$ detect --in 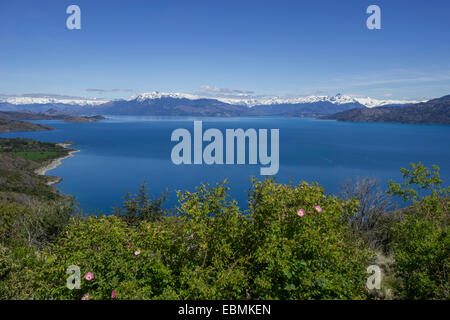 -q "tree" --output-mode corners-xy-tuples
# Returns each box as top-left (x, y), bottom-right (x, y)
(388, 163), (449, 299)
